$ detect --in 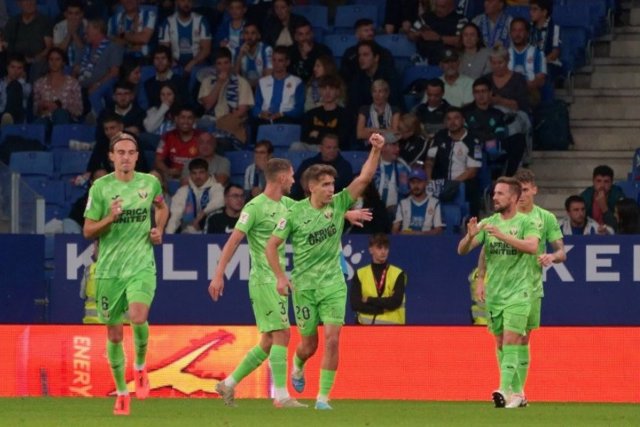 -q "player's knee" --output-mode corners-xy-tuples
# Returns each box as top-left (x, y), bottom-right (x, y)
(107, 328), (124, 343)
(324, 334), (339, 352)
